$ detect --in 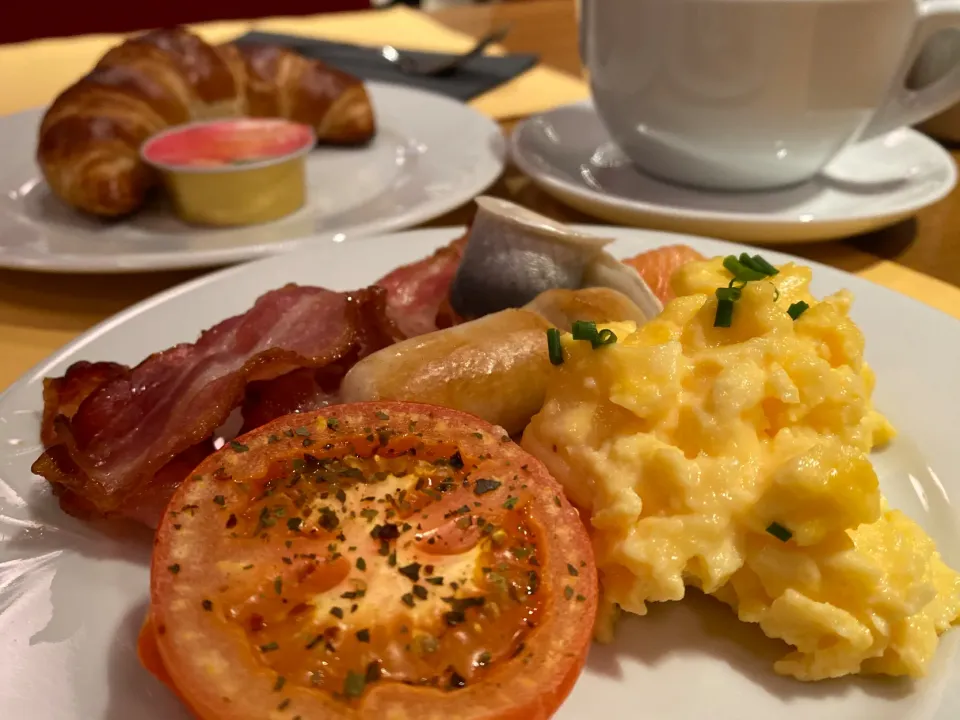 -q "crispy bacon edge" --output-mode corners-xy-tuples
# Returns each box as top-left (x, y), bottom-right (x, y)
(32, 285), (400, 526)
